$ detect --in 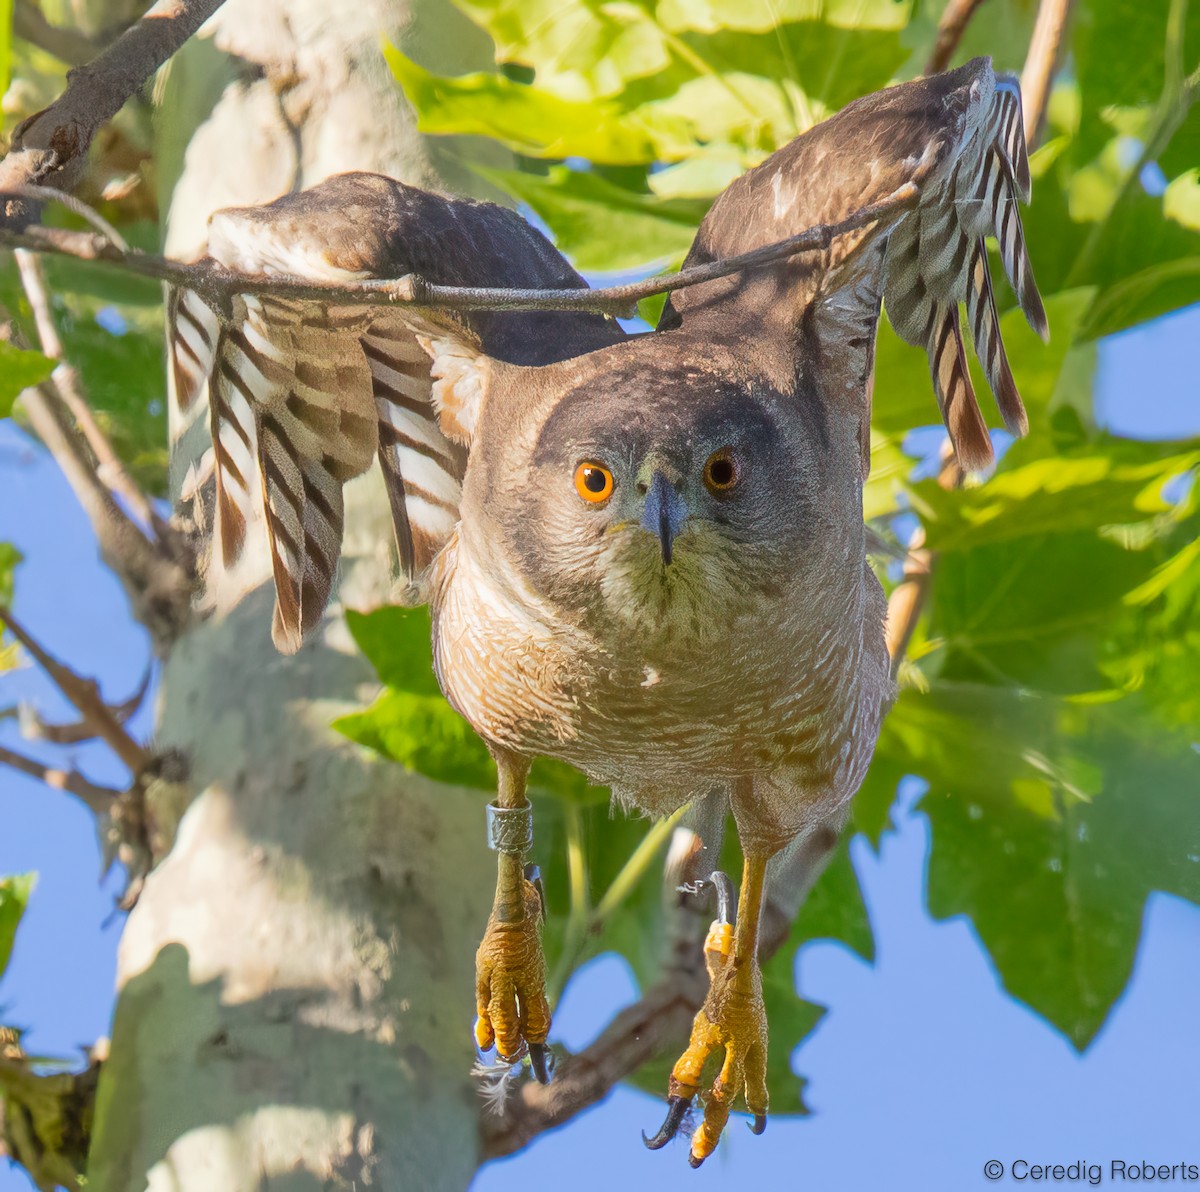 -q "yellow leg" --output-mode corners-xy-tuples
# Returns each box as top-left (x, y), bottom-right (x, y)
(473, 750), (553, 1082)
(645, 852), (771, 1166)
